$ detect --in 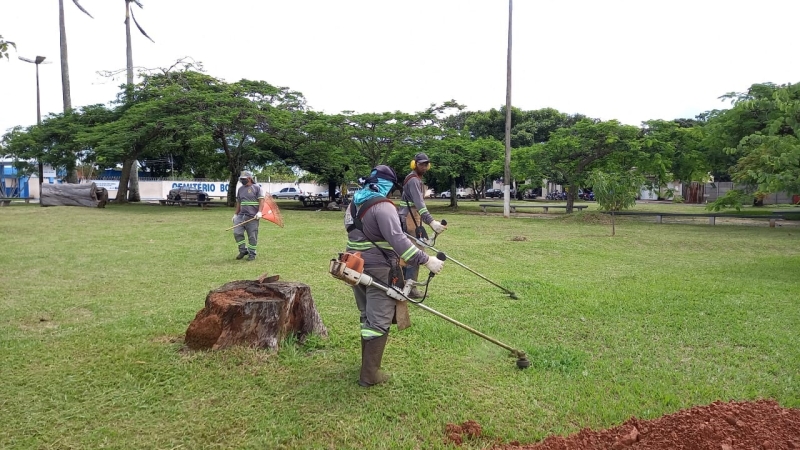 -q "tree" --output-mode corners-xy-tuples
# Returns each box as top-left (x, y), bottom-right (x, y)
(587, 170), (645, 236)
(59, 0), (94, 119)
(641, 119), (706, 199)
(0, 35), (15, 60)
(1, 126), (41, 181)
(539, 119), (643, 212)
(289, 112), (367, 198)
(31, 105), (117, 183)
(122, 0), (155, 202)
(728, 83), (800, 196)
